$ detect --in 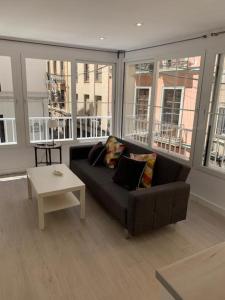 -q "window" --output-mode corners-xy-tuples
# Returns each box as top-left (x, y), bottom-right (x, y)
(84, 64), (89, 82)
(123, 62), (154, 145)
(161, 88), (183, 126)
(76, 63), (113, 139)
(26, 58), (73, 143)
(84, 94), (90, 114)
(203, 54), (225, 170)
(95, 64), (102, 82)
(95, 95), (102, 115)
(0, 56), (17, 145)
(152, 56), (201, 160)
